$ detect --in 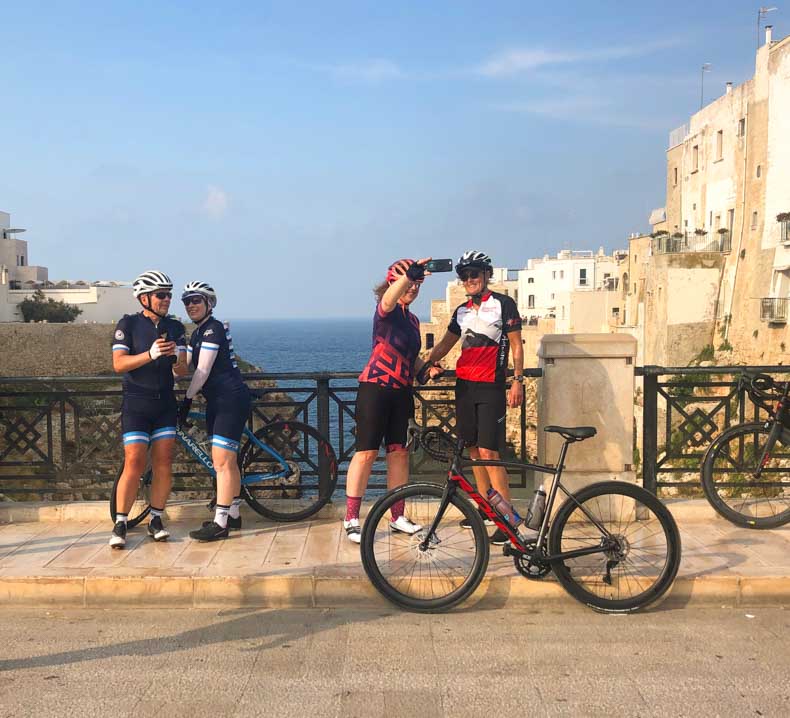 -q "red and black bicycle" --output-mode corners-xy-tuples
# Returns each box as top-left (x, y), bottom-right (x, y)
(360, 422), (681, 613)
